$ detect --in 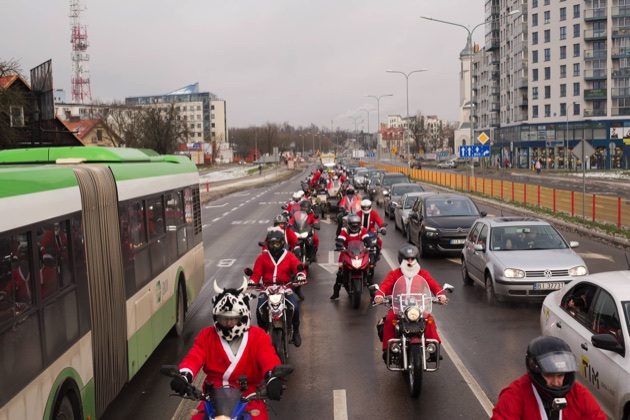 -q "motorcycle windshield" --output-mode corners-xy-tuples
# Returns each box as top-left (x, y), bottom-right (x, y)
(346, 239), (366, 257)
(211, 386), (243, 417)
(292, 211), (310, 234)
(350, 196), (362, 213)
(390, 275), (433, 316)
